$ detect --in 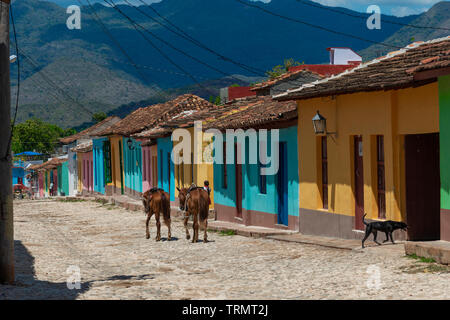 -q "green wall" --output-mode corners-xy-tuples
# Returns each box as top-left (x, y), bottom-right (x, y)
(440, 75), (450, 209)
